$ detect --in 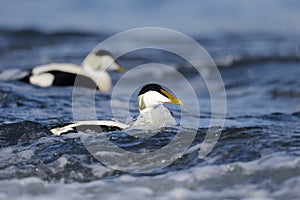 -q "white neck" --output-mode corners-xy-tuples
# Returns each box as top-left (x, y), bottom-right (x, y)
(132, 105), (177, 129)
(83, 65), (111, 92)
